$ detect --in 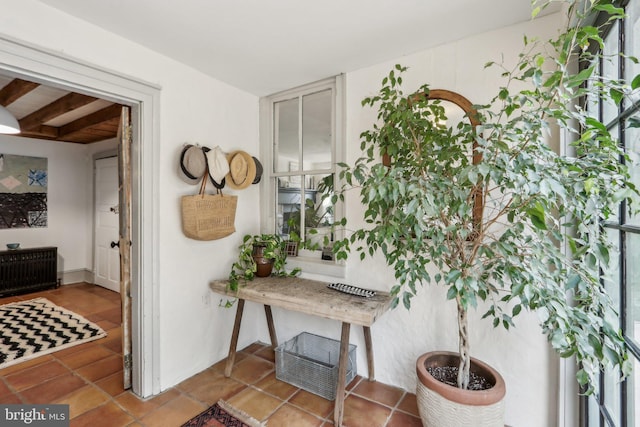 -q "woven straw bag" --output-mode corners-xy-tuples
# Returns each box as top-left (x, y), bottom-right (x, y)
(181, 175), (237, 240)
